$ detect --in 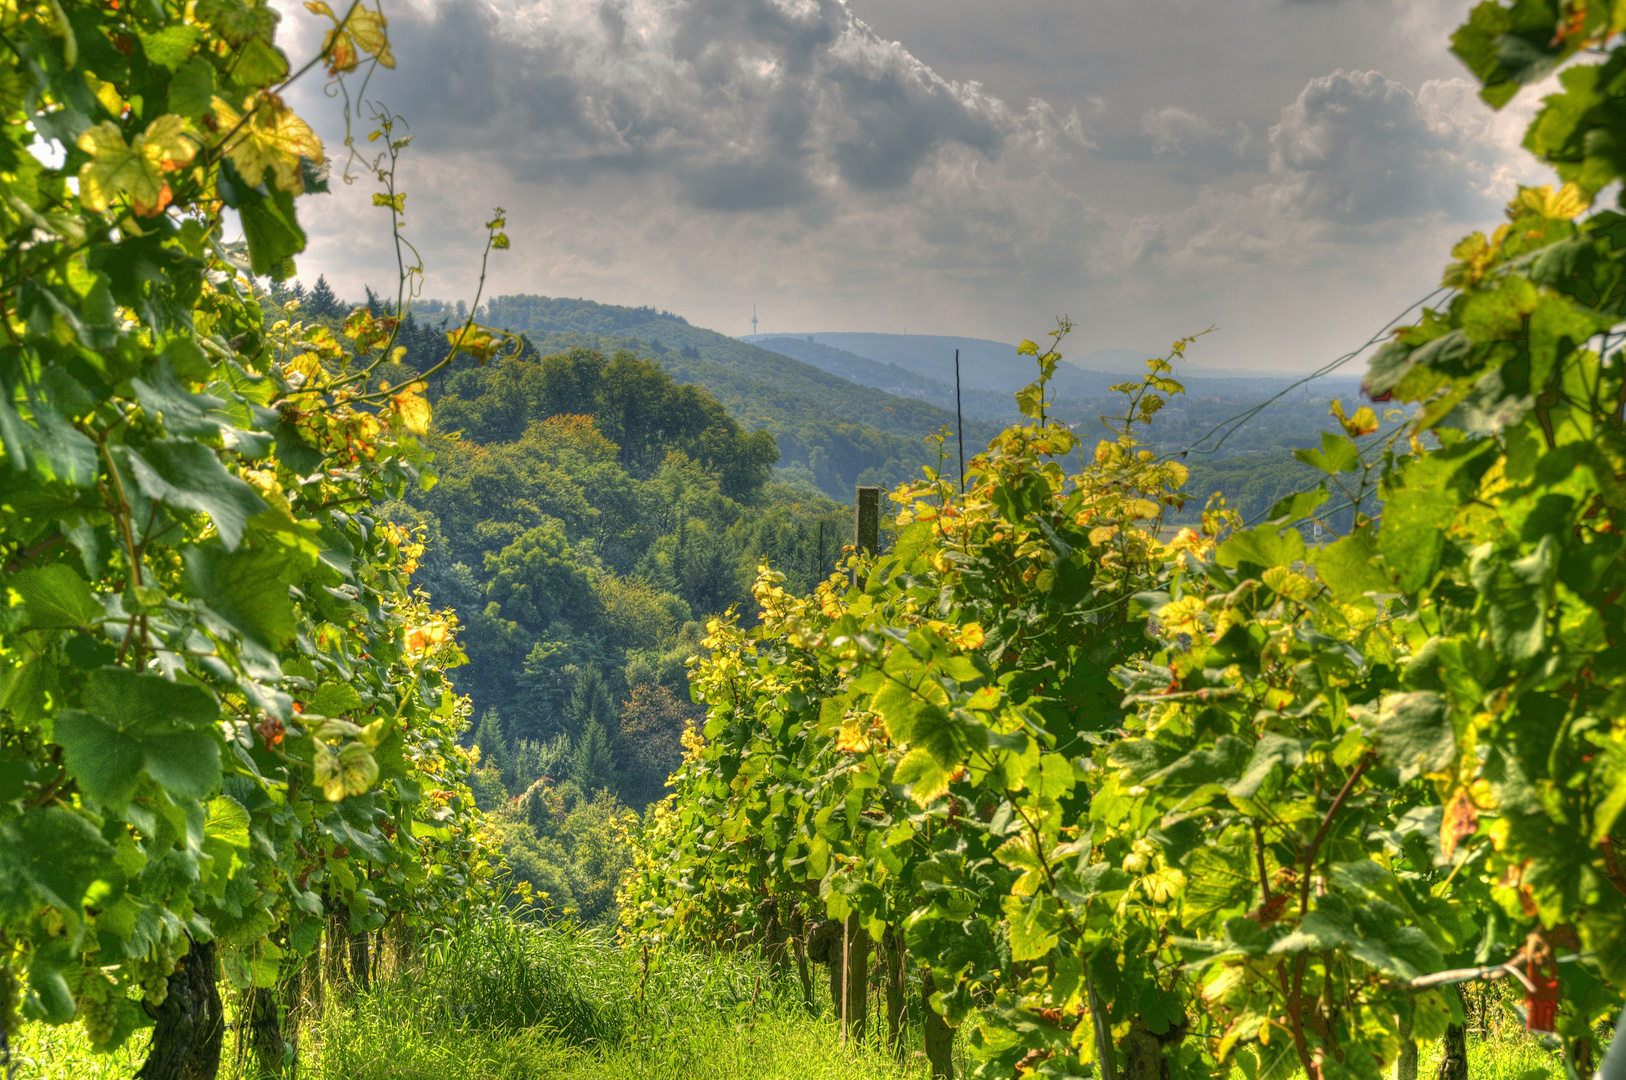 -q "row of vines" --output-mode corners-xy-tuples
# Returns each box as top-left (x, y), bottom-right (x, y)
(621, 4), (1626, 1079)
(0, 0), (504, 1076)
